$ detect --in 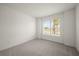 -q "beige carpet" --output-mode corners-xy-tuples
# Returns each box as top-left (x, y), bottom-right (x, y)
(0, 39), (79, 56)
